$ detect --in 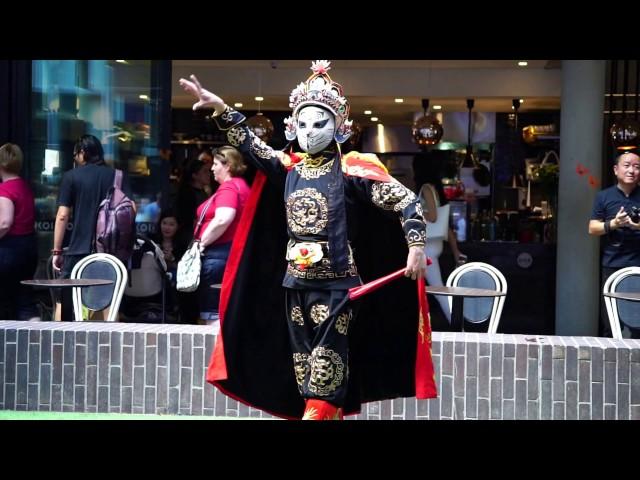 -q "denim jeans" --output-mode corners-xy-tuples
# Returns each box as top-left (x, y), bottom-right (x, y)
(0, 234), (38, 320)
(198, 242), (231, 318)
